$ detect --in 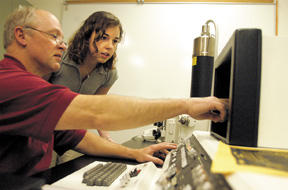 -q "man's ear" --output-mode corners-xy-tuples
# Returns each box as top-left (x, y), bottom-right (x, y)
(14, 26), (28, 47)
